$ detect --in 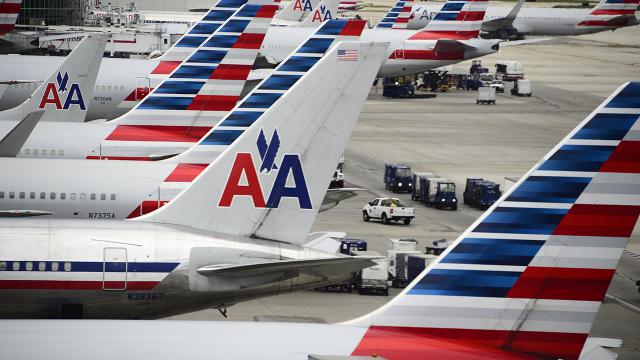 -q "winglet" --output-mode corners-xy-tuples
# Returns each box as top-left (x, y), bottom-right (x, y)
(0, 33), (106, 123)
(0, 0), (21, 35)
